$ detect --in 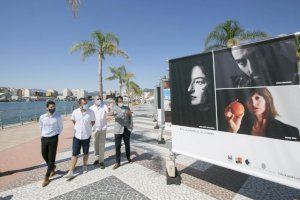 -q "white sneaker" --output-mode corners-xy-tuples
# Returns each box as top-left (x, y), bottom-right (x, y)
(83, 165), (88, 173)
(64, 170), (74, 179)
